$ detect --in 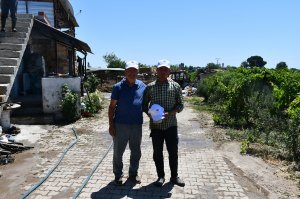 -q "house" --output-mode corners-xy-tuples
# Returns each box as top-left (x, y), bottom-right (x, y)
(0, 0), (92, 128)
